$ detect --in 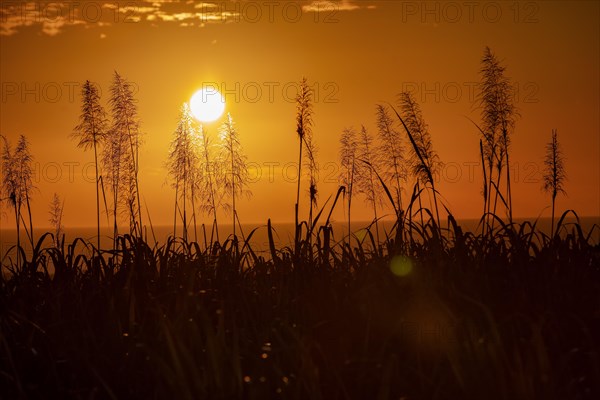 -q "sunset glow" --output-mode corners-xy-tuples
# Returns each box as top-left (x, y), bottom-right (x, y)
(0, 2), (598, 227)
